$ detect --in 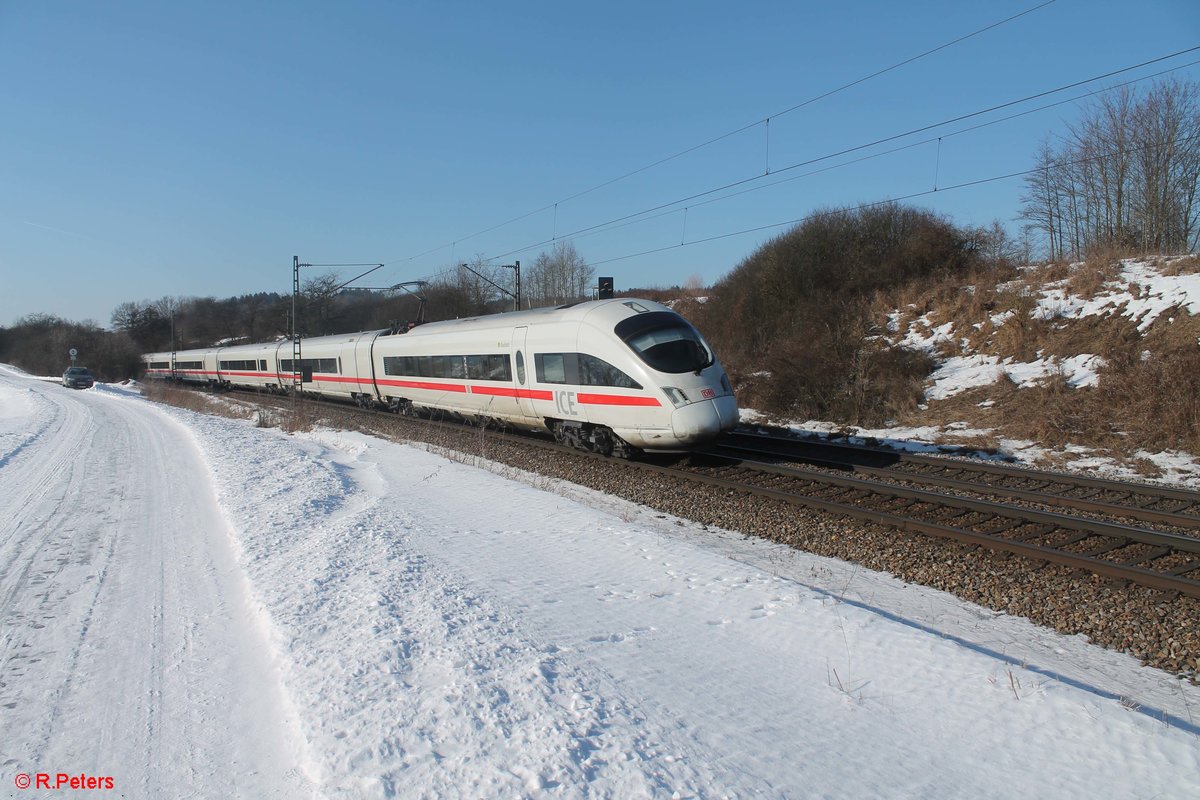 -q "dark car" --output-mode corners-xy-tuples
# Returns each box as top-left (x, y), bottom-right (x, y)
(62, 366), (95, 389)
